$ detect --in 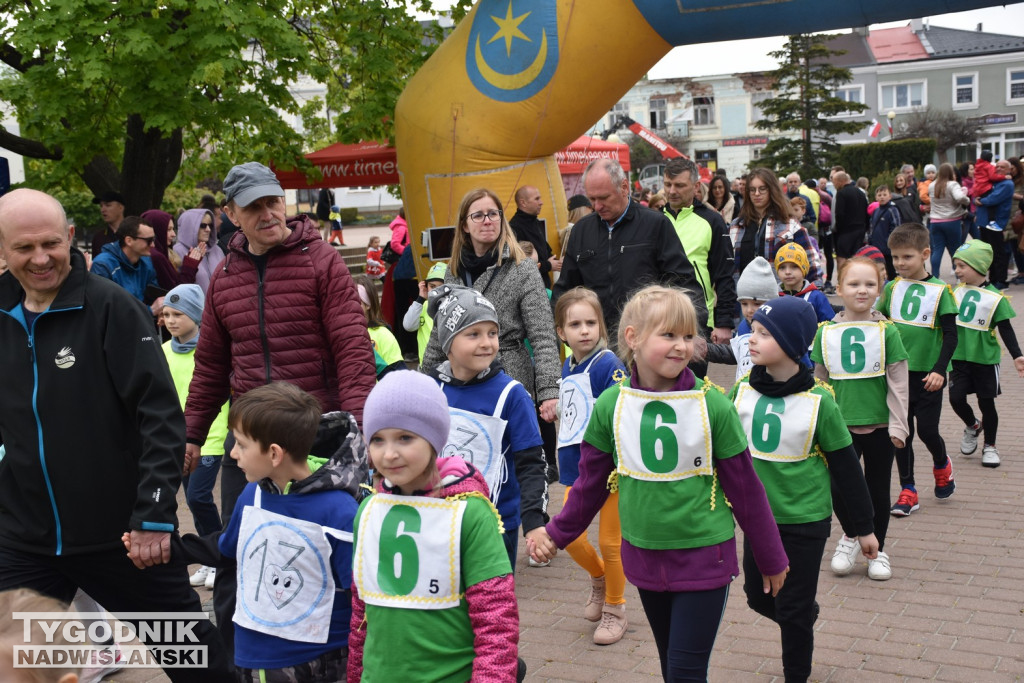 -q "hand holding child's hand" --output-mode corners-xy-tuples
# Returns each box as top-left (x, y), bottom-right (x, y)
(922, 372), (945, 392)
(890, 436), (905, 448)
(539, 399), (559, 423)
(858, 533), (880, 560)
(183, 443), (202, 475)
(1014, 356), (1024, 378)
(762, 567), (788, 597)
(525, 527), (557, 563)
(121, 532), (132, 554)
